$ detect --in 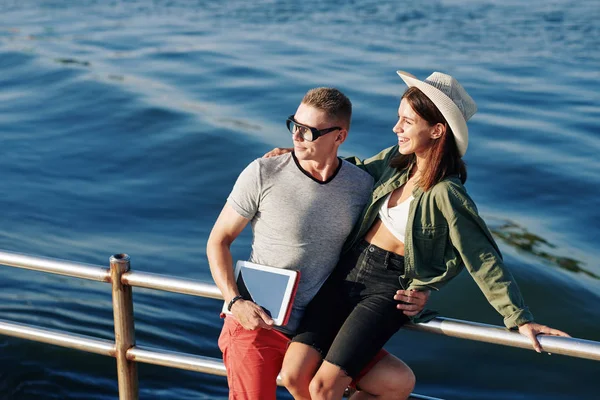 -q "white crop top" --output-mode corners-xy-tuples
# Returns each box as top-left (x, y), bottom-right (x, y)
(378, 192), (413, 243)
